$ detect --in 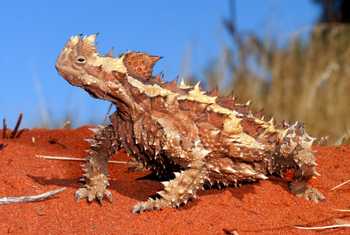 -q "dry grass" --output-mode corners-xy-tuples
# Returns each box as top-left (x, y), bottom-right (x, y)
(206, 24), (350, 144)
